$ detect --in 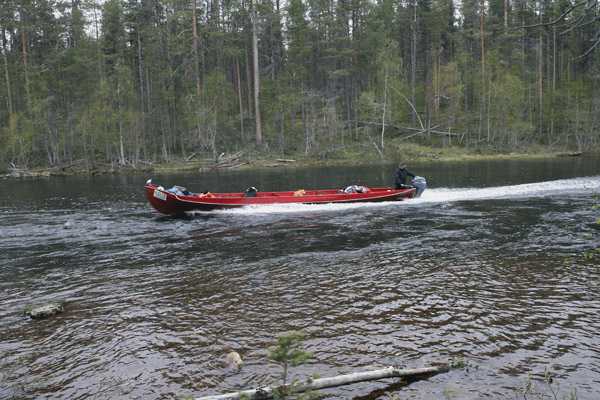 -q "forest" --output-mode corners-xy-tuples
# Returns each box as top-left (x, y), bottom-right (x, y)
(0, 0), (599, 172)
